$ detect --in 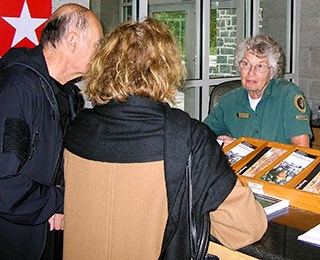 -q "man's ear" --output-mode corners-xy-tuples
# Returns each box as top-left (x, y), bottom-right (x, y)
(65, 31), (78, 53)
